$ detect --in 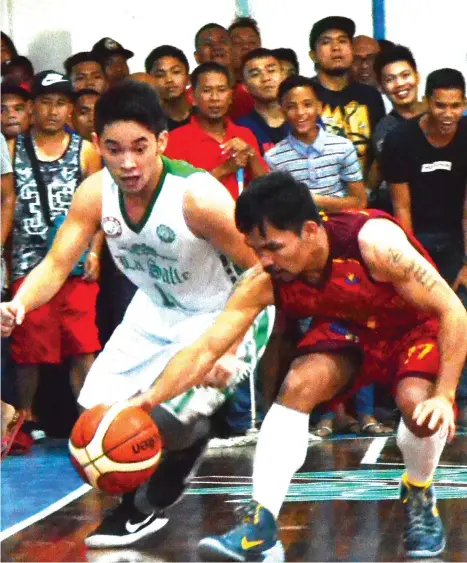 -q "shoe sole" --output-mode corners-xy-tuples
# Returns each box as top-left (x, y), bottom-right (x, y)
(198, 538), (285, 562)
(406, 538), (446, 558)
(84, 516), (169, 548)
